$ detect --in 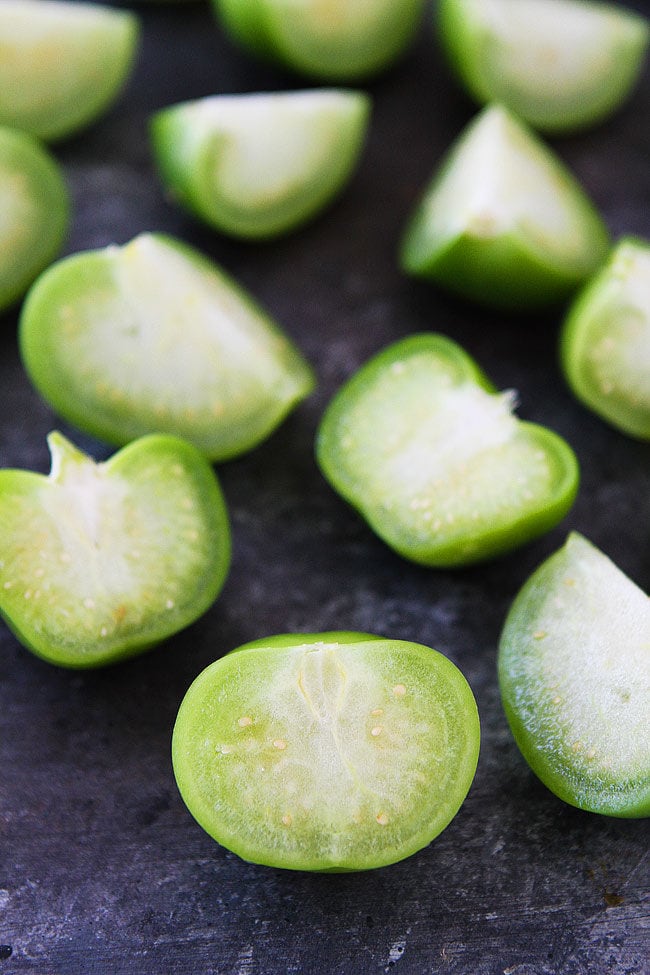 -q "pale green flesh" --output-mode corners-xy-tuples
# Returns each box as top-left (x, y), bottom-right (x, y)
(499, 533), (650, 815)
(0, 0), (138, 141)
(173, 638), (479, 870)
(153, 90), (369, 238)
(20, 234), (314, 459)
(562, 240), (650, 438)
(0, 433), (229, 666)
(403, 105), (606, 274)
(444, 0), (649, 131)
(318, 338), (575, 565)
